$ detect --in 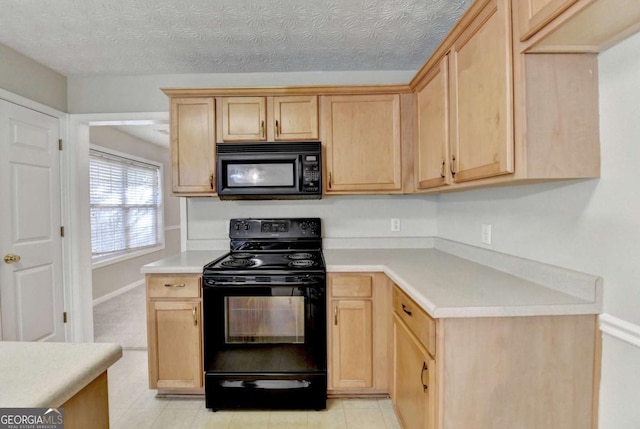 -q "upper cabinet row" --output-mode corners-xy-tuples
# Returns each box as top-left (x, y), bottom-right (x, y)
(170, 93), (403, 196)
(167, 0), (640, 197)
